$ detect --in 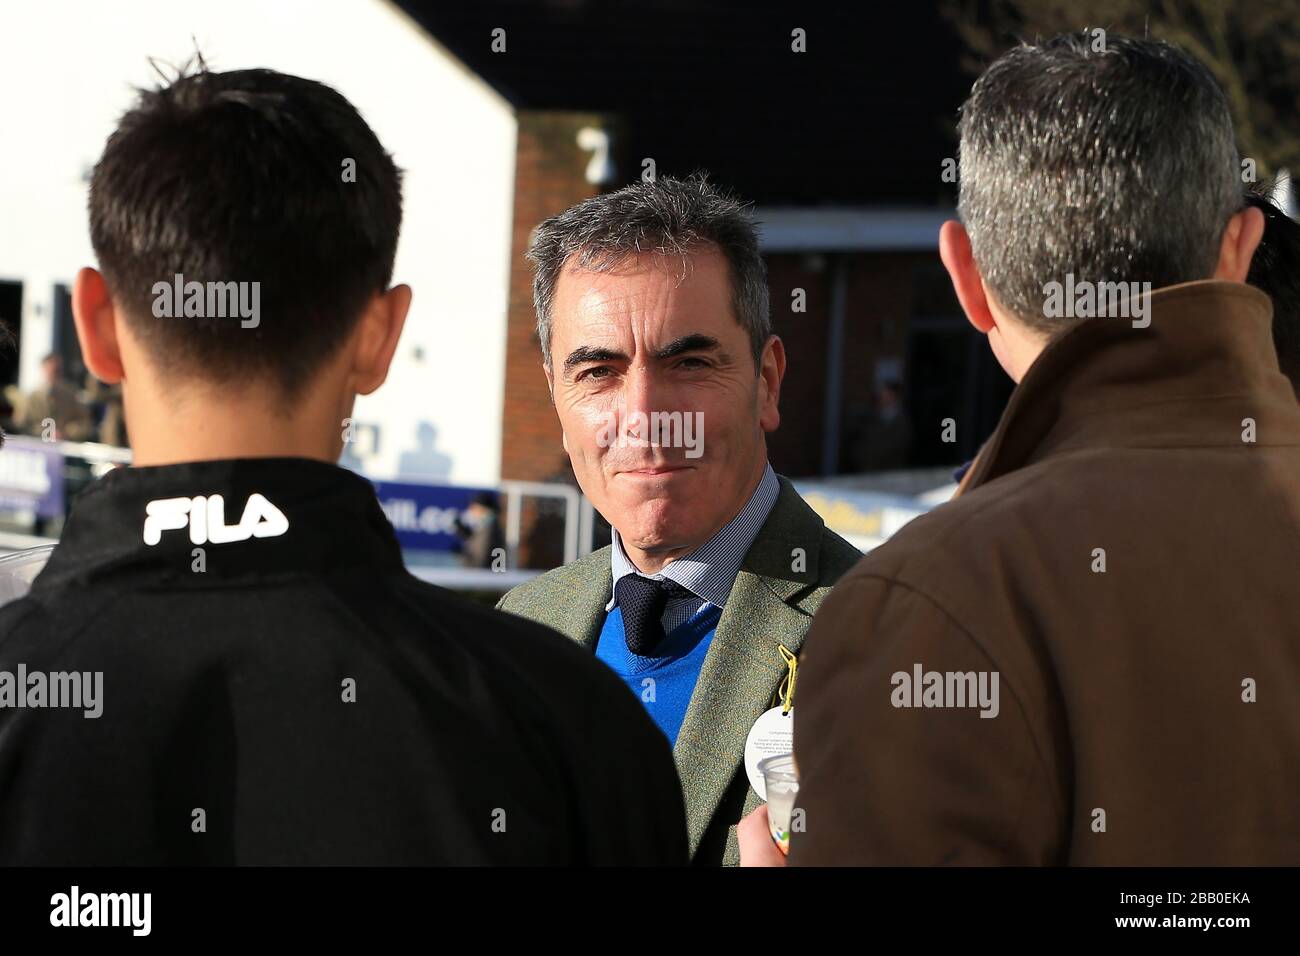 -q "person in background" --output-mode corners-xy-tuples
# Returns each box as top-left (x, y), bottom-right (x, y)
(15, 353), (93, 441)
(454, 491), (505, 569)
(84, 374), (128, 447)
(846, 379), (911, 472)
